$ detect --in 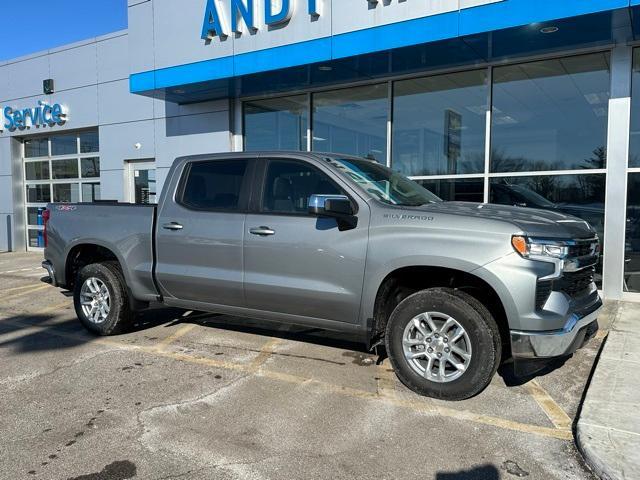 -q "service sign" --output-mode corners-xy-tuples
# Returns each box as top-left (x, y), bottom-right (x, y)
(0, 101), (67, 133)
